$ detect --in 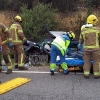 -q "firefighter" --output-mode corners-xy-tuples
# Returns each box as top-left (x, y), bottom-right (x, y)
(78, 14), (100, 79)
(0, 23), (13, 74)
(9, 15), (28, 70)
(50, 31), (75, 75)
